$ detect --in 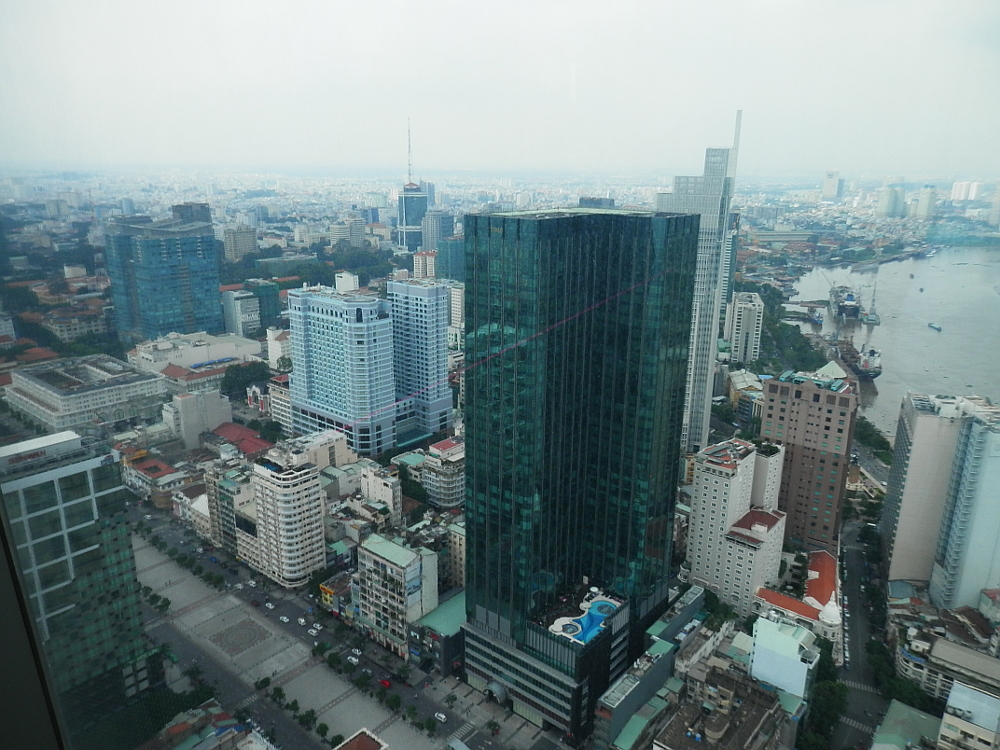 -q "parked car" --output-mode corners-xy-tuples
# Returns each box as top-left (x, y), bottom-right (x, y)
(297, 618), (306, 626)
(362, 668), (373, 676)
(209, 557), (218, 563)
(279, 616), (290, 623)
(351, 648), (362, 656)
(312, 623), (322, 631)
(347, 656), (359, 666)
(434, 713), (447, 723)
(265, 602), (275, 610)
(379, 679), (391, 689)
(308, 629), (318, 636)
(248, 580), (257, 587)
